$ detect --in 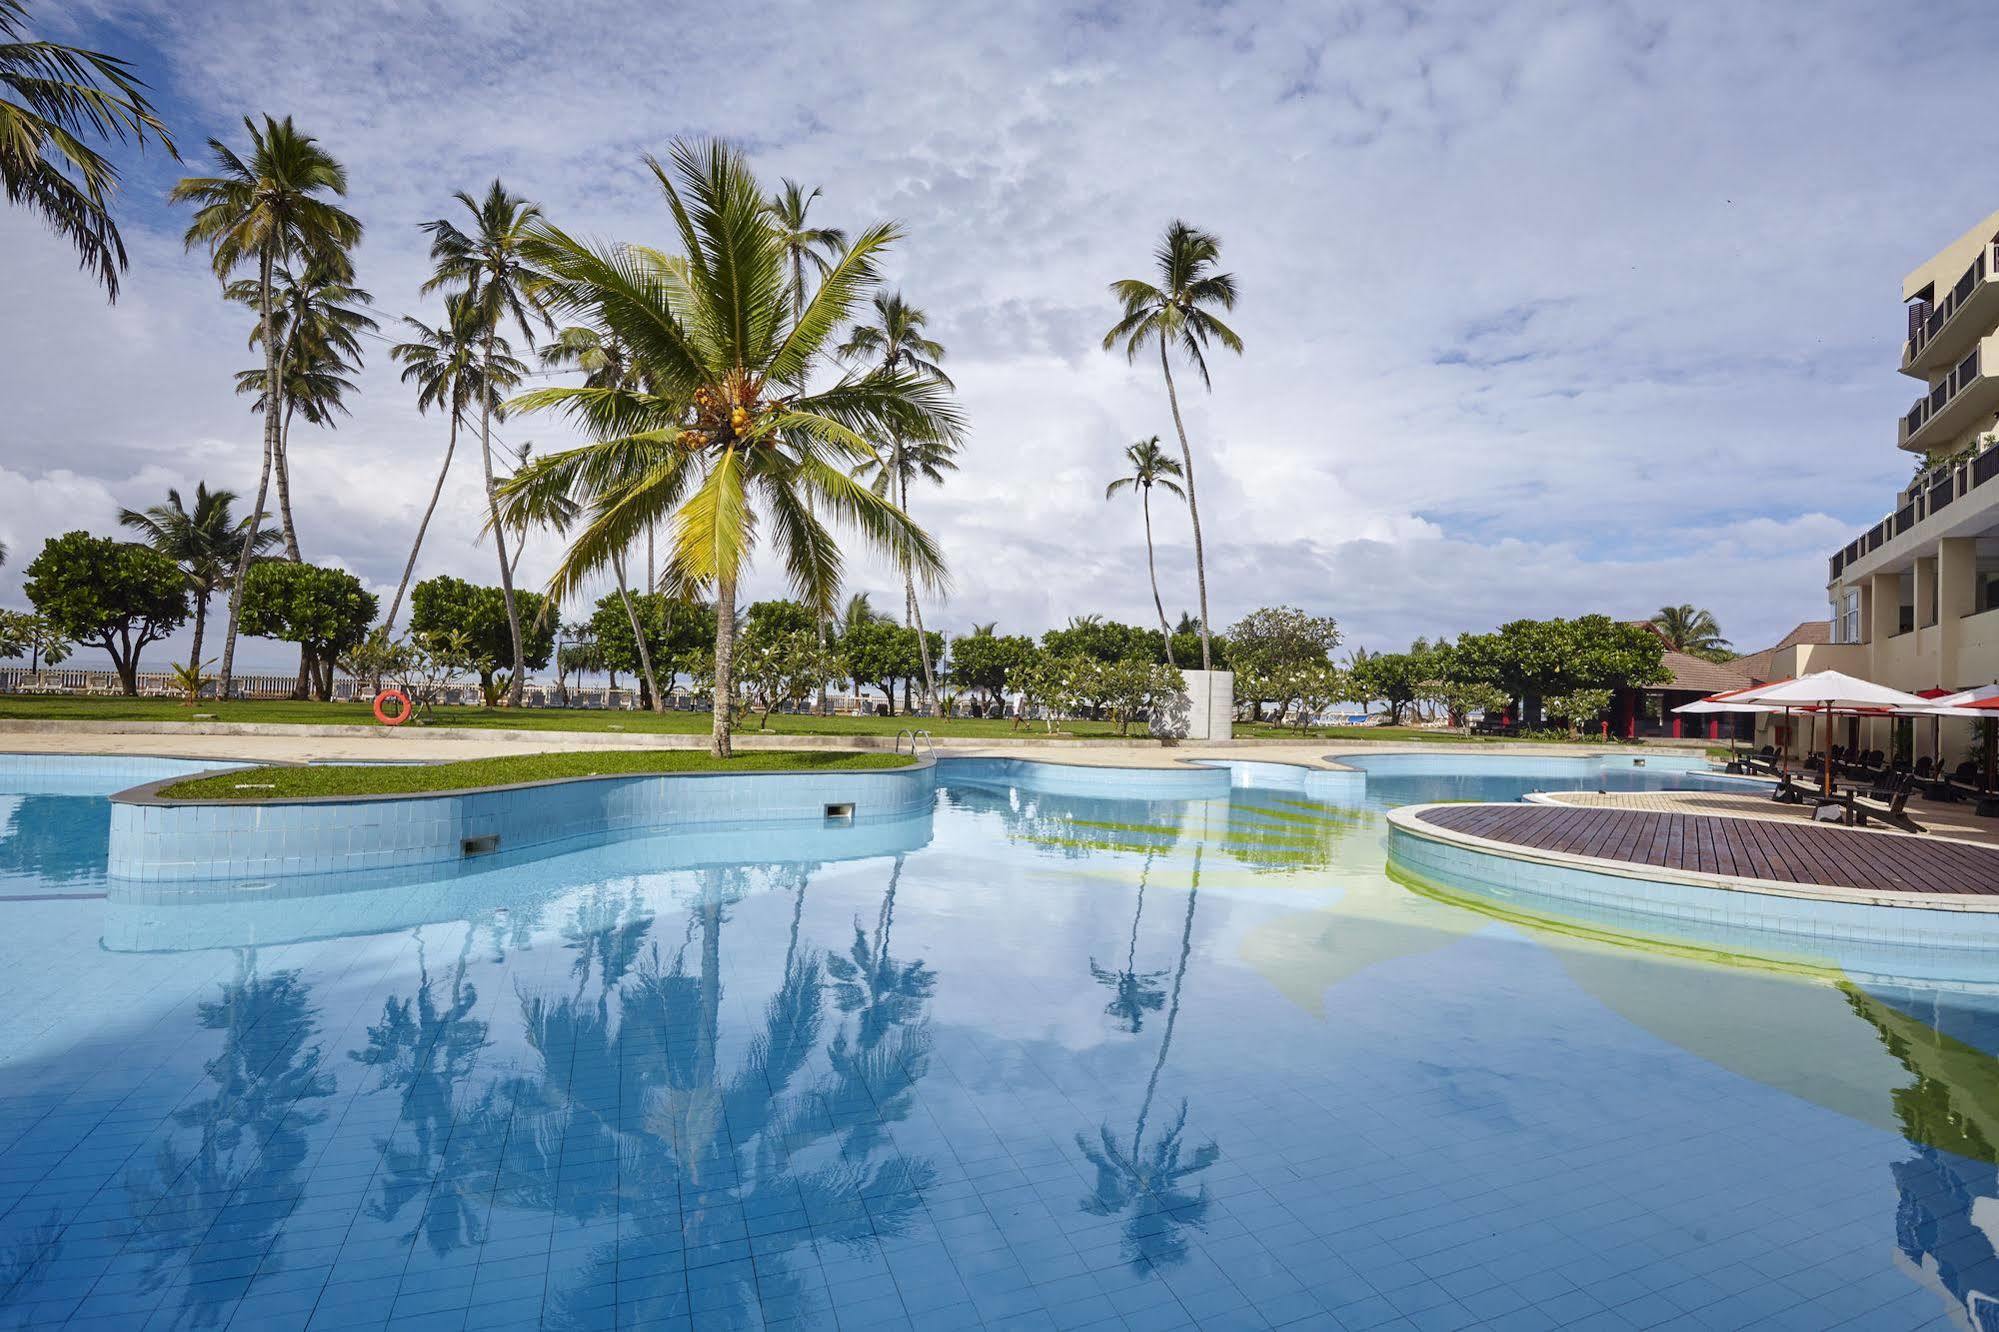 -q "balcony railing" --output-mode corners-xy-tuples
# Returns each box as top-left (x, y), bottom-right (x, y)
(1828, 430), (1999, 581)
(1907, 241), (1999, 363)
(1901, 347), (1983, 445)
